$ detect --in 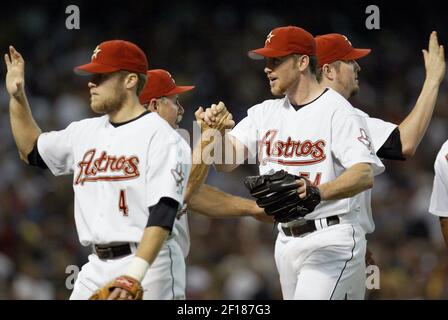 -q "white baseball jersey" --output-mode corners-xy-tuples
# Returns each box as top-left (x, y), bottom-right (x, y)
(38, 112), (192, 255)
(229, 88), (385, 222)
(353, 109), (397, 233)
(429, 140), (448, 217)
